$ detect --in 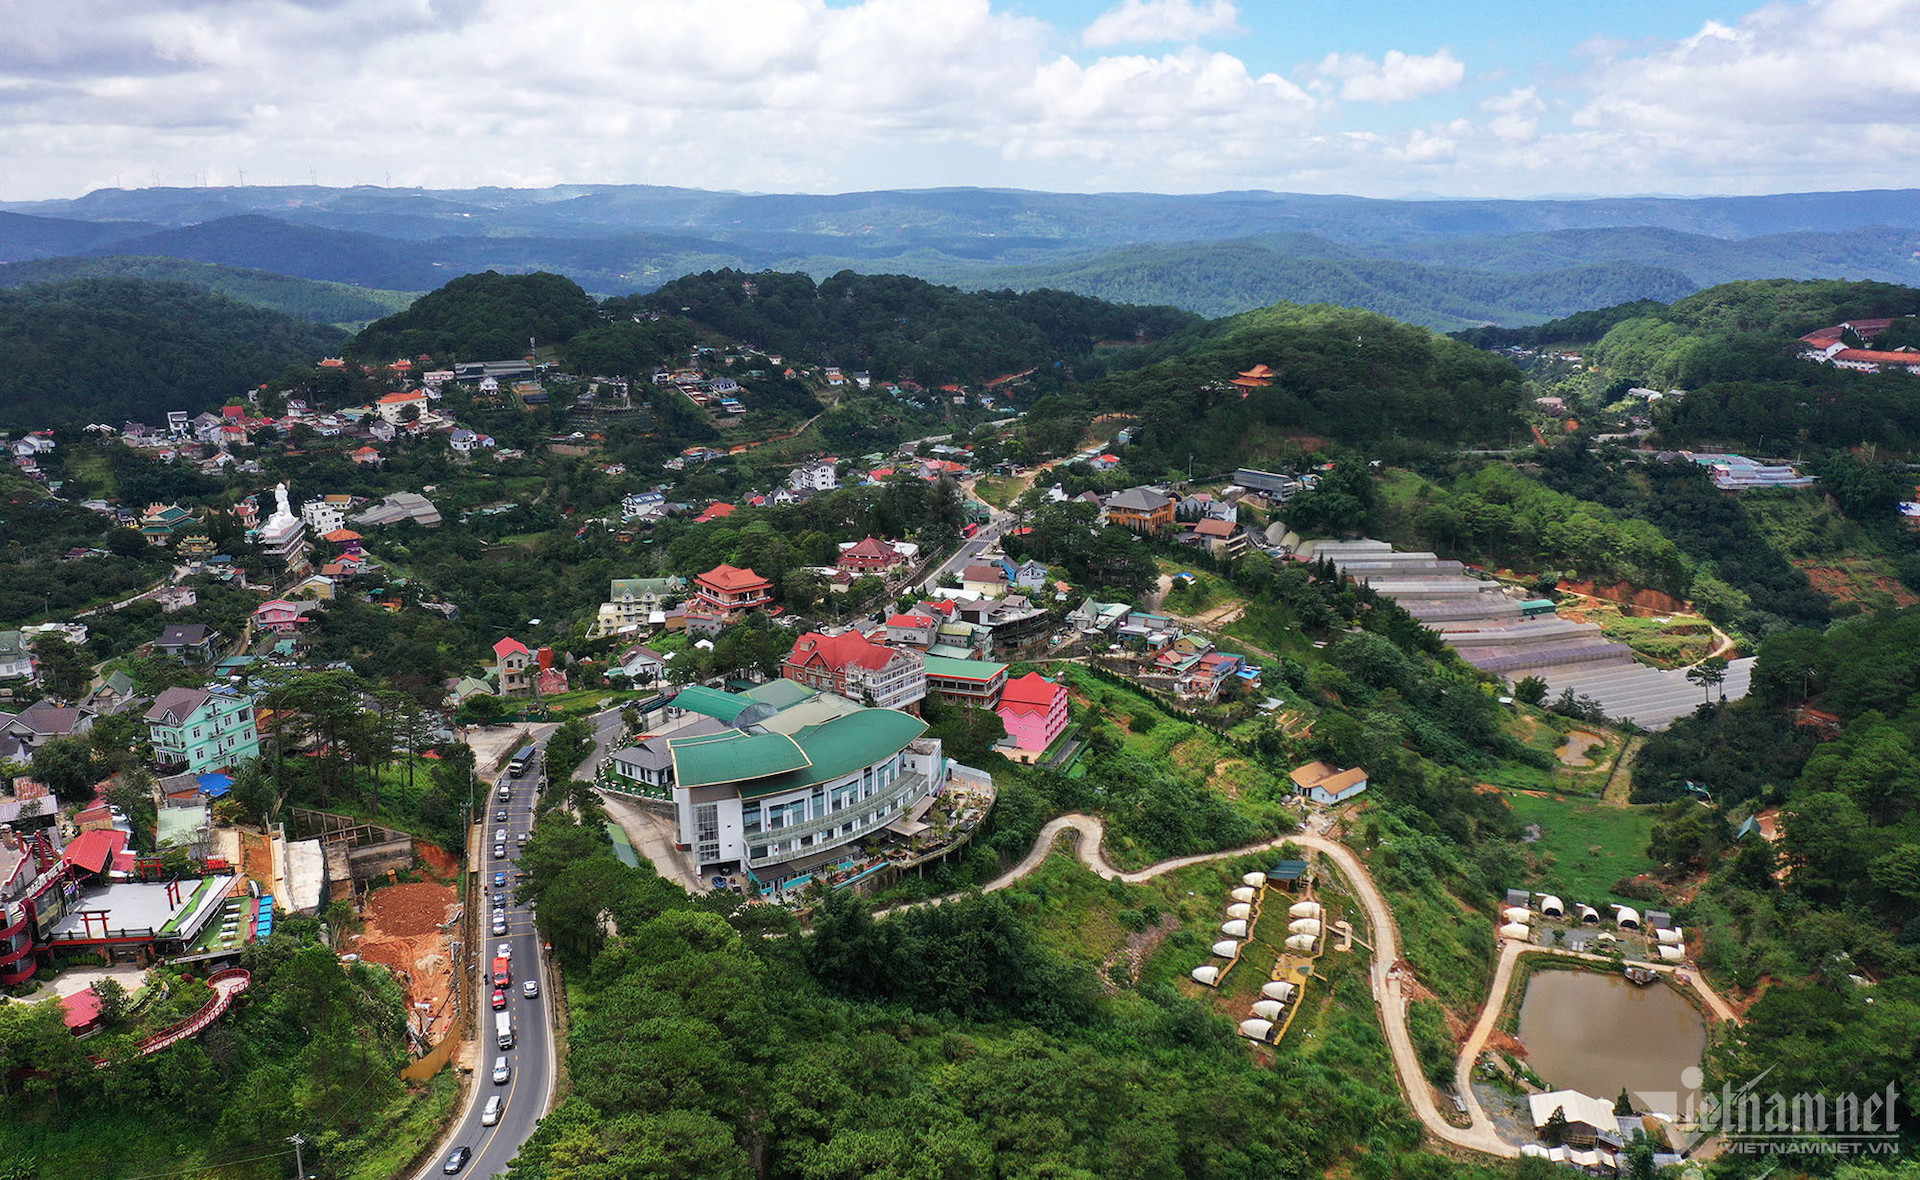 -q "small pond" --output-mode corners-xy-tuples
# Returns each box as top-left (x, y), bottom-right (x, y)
(1515, 967), (1705, 1111)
